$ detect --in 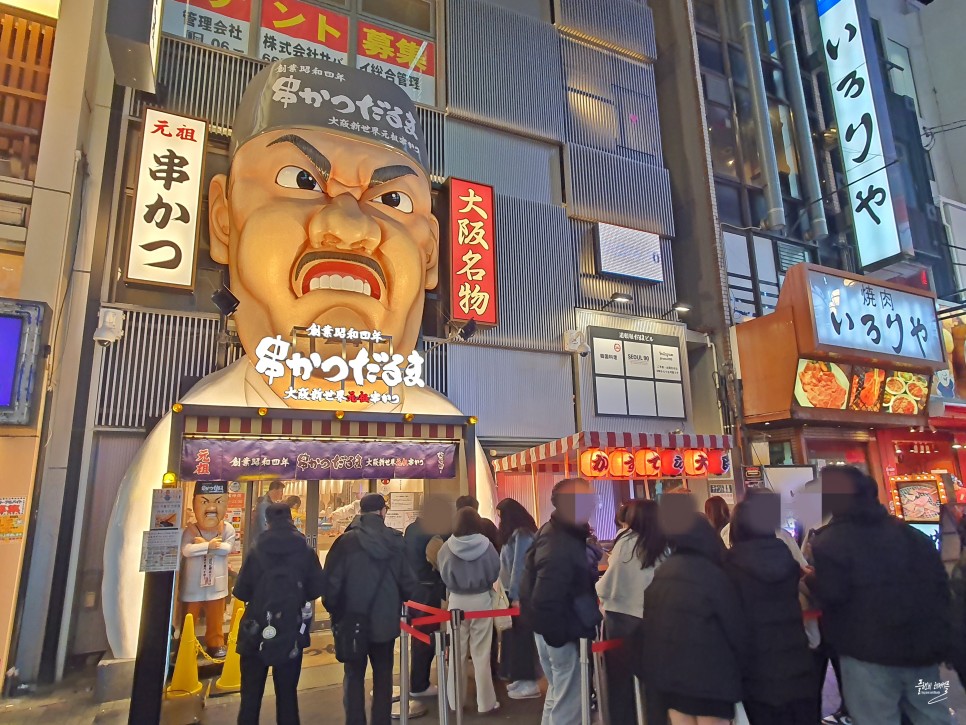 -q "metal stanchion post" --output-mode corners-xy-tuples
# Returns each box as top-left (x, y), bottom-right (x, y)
(593, 644), (609, 725)
(400, 605), (410, 725)
(580, 638), (592, 725)
(633, 675), (644, 725)
(435, 630), (449, 725)
(449, 609), (464, 725)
